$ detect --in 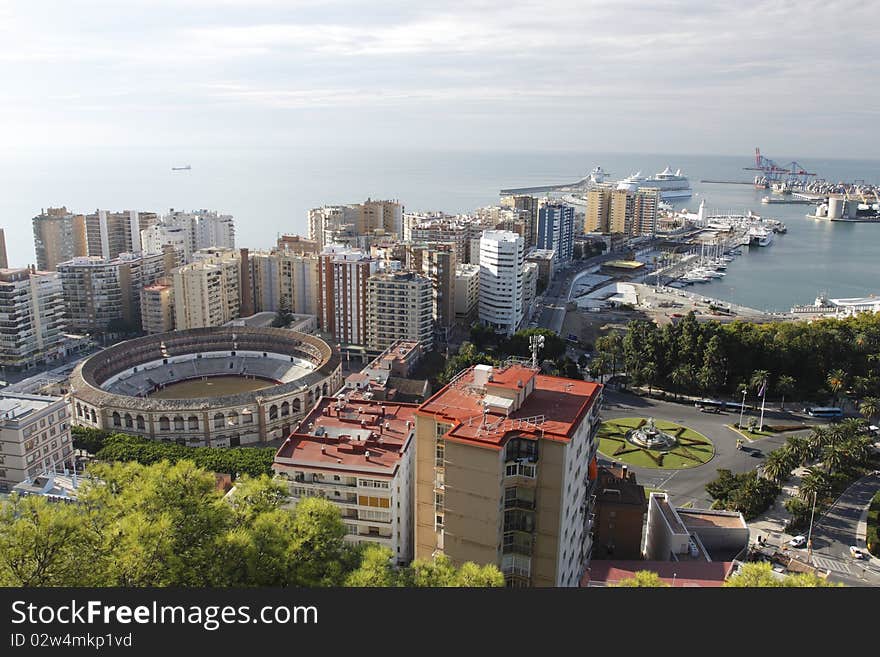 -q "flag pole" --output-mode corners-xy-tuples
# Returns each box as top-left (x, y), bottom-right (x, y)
(758, 379), (767, 431)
